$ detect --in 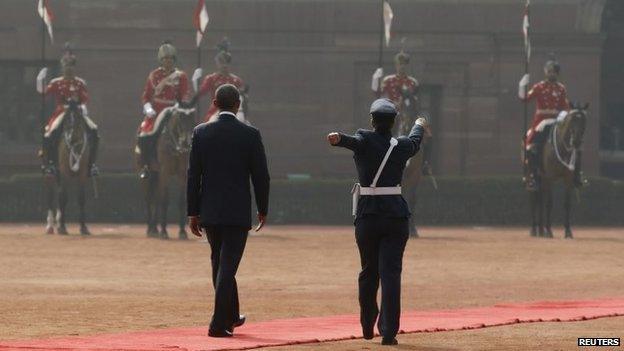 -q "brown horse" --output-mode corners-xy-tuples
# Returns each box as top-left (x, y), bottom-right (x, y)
(138, 105), (195, 240)
(44, 101), (92, 235)
(396, 91), (432, 237)
(529, 103), (587, 239)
